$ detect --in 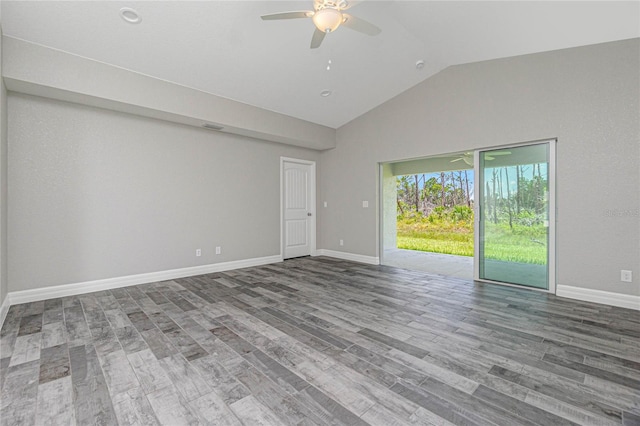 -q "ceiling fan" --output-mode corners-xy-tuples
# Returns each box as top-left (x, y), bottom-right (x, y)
(261, 0), (381, 49)
(451, 151), (511, 166)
